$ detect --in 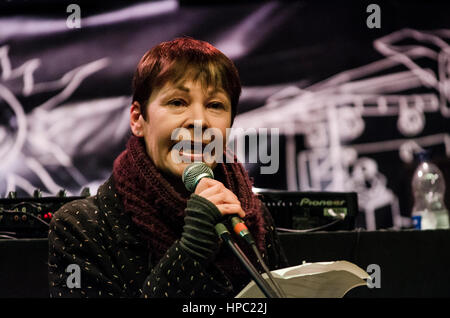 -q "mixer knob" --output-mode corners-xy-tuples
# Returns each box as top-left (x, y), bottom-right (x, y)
(33, 189), (42, 198)
(7, 191), (17, 199)
(80, 187), (91, 197)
